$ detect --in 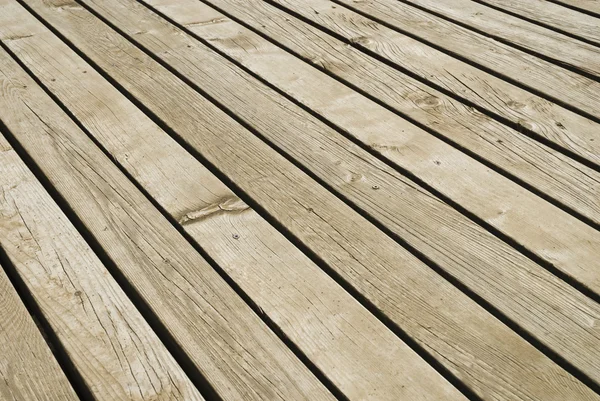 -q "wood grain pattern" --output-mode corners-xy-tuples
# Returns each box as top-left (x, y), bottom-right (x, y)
(22, 0), (600, 399)
(552, 0), (600, 16)
(0, 3), (462, 400)
(191, 0), (600, 220)
(139, 0), (600, 289)
(78, 0), (600, 300)
(0, 33), (332, 401)
(476, 0), (600, 45)
(0, 108), (204, 400)
(274, 0), (600, 122)
(0, 257), (77, 401)
(379, 0), (600, 76)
